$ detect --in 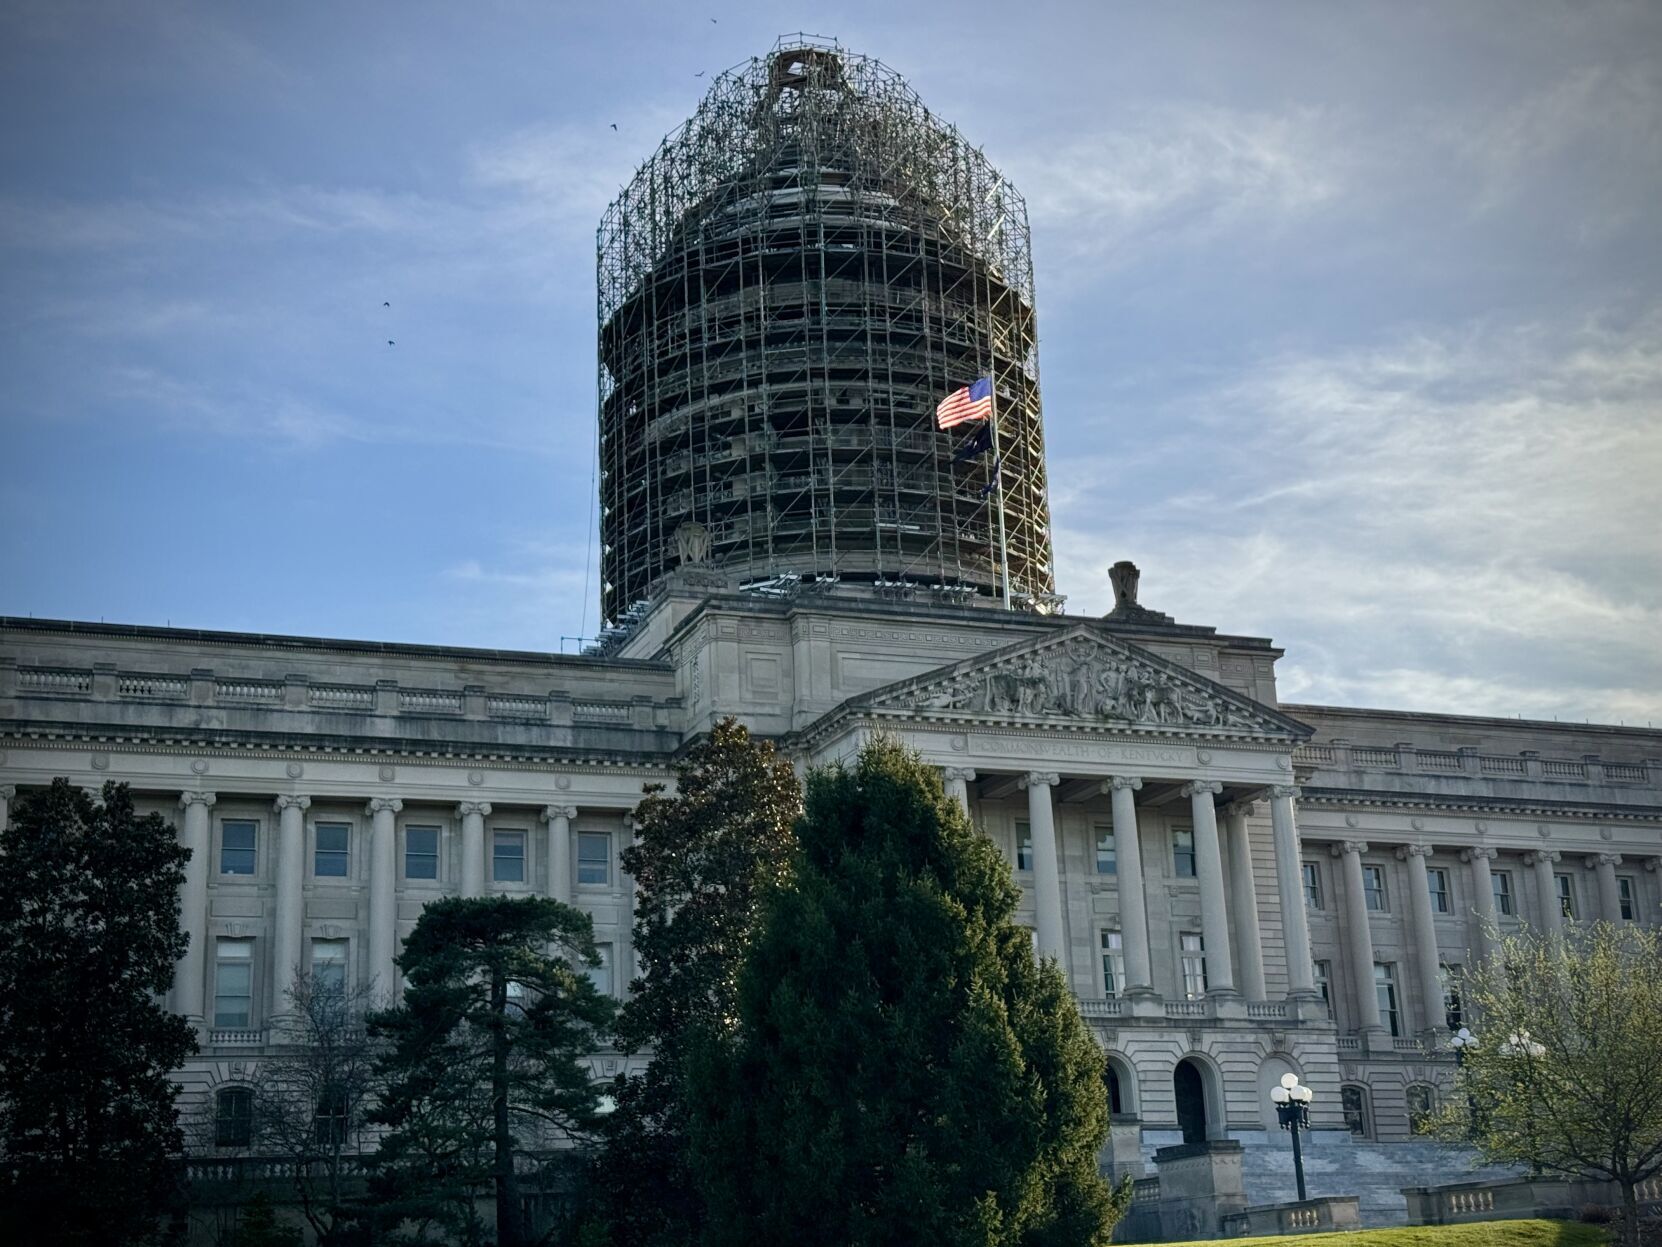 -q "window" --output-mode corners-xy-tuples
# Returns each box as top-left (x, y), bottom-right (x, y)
(1180, 933), (1207, 1000)
(314, 823), (349, 878)
(493, 830), (526, 883)
(1099, 930), (1124, 997)
(1302, 862), (1322, 909)
(1407, 1084), (1437, 1135)
(1094, 825), (1117, 875)
(1015, 821), (1033, 872)
(1362, 865), (1387, 911)
(1313, 961), (1333, 1019)
(1441, 963), (1463, 1030)
(577, 832), (611, 885)
(221, 820), (257, 876)
(1427, 867), (1450, 914)
(1555, 873), (1576, 919)
(314, 1084), (349, 1149)
(214, 939), (254, 1029)
(405, 826), (439, 880)
(312, 939), (348, 997)
(587, 944), (613, 997)
(215, 1087), (254, 1149)
(1493, 871), (1514, 916)
(1341, 1084), (1371, 1138)
(505, 979), (528, 1017)
(1618, 877), (1636, 921)
(1172, 827), (1196, 879)
(1373, 962), (1400, 1037)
